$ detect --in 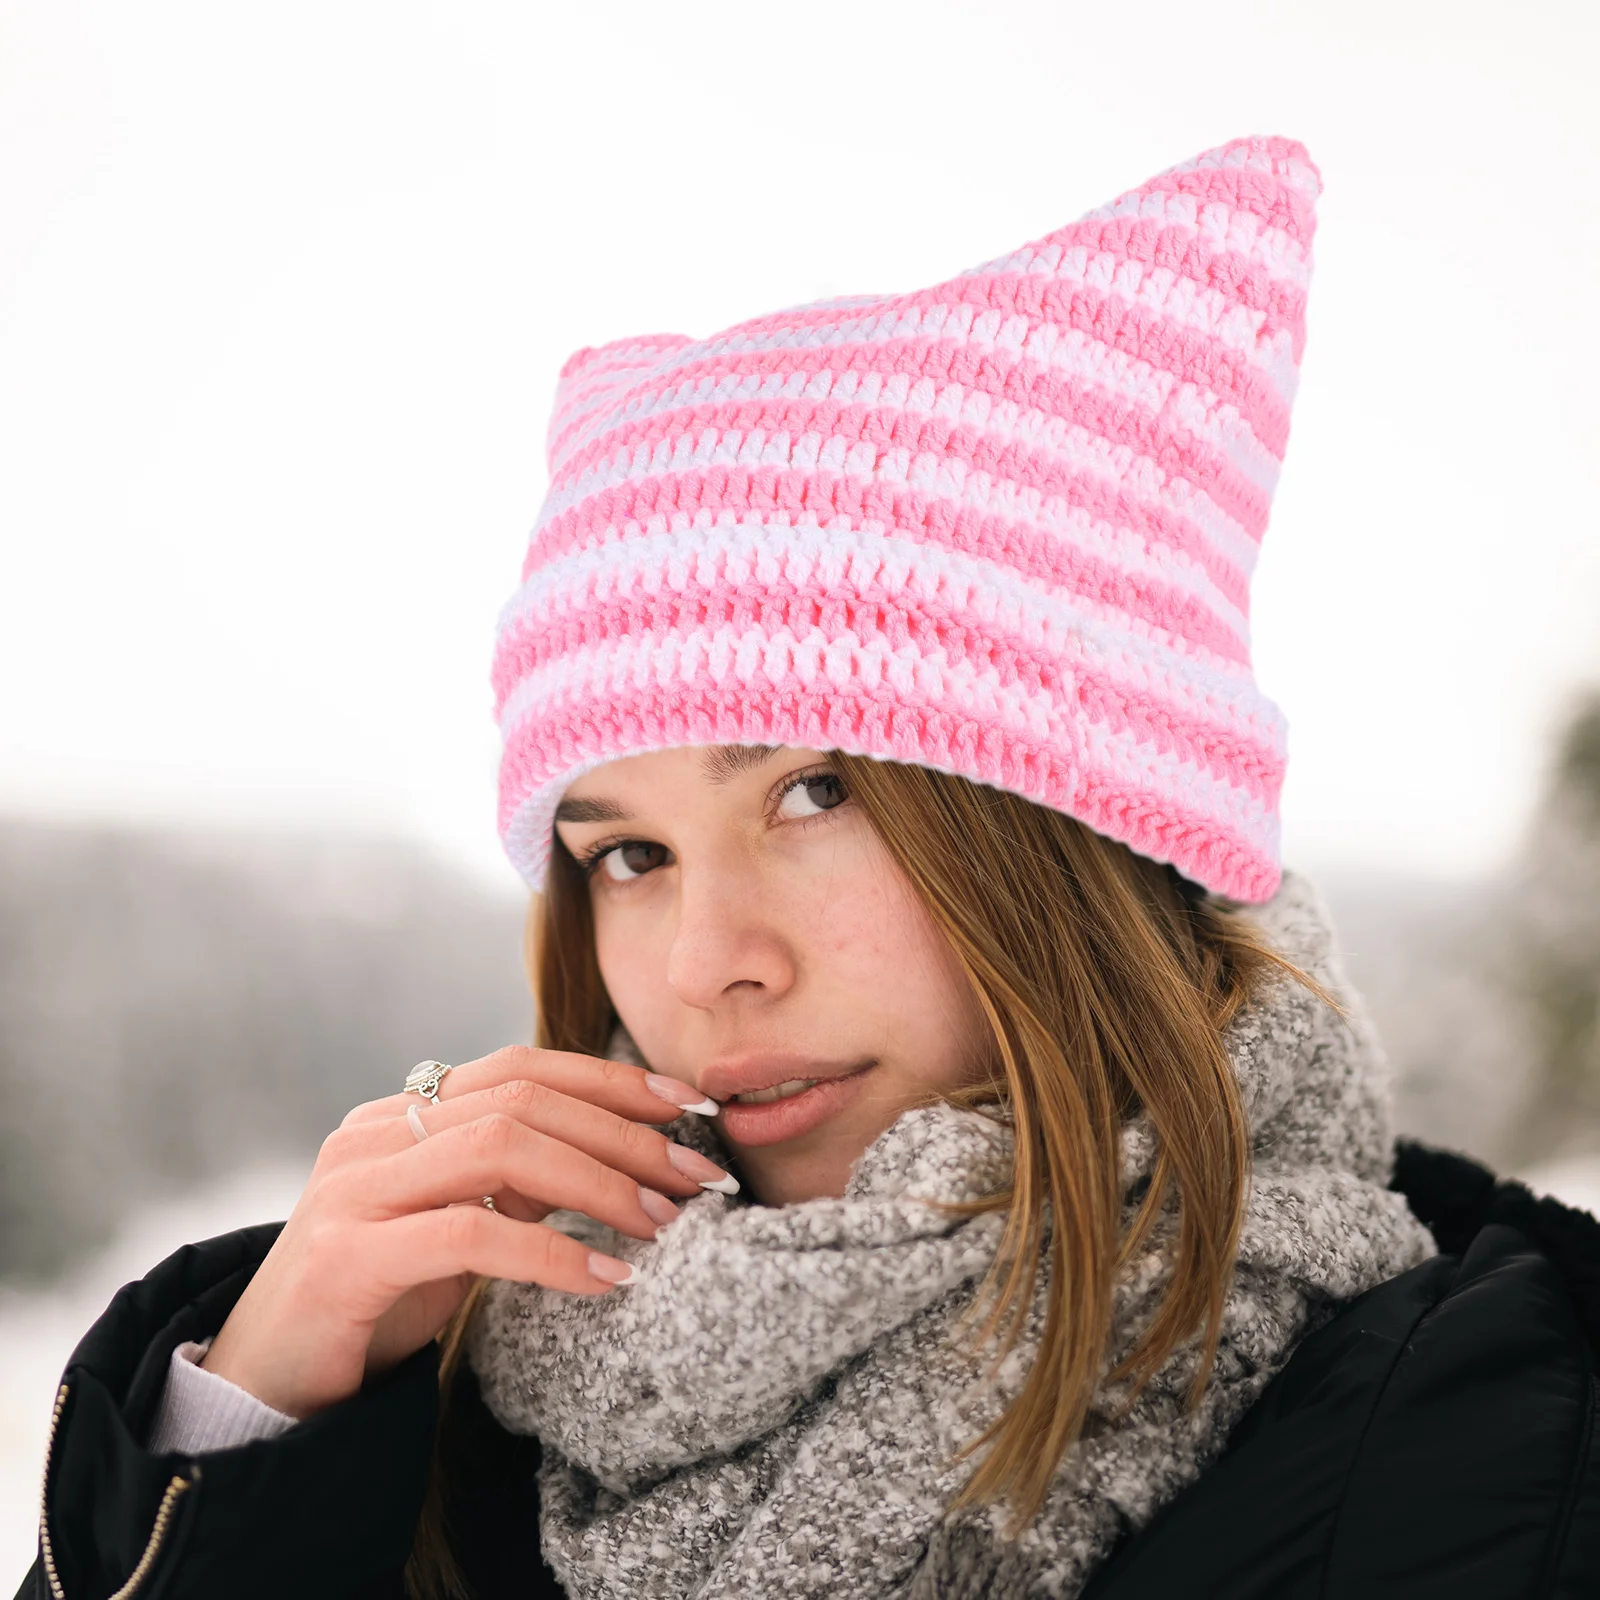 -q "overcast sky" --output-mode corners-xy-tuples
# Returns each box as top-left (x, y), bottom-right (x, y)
(2, 0), (1594, 895)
